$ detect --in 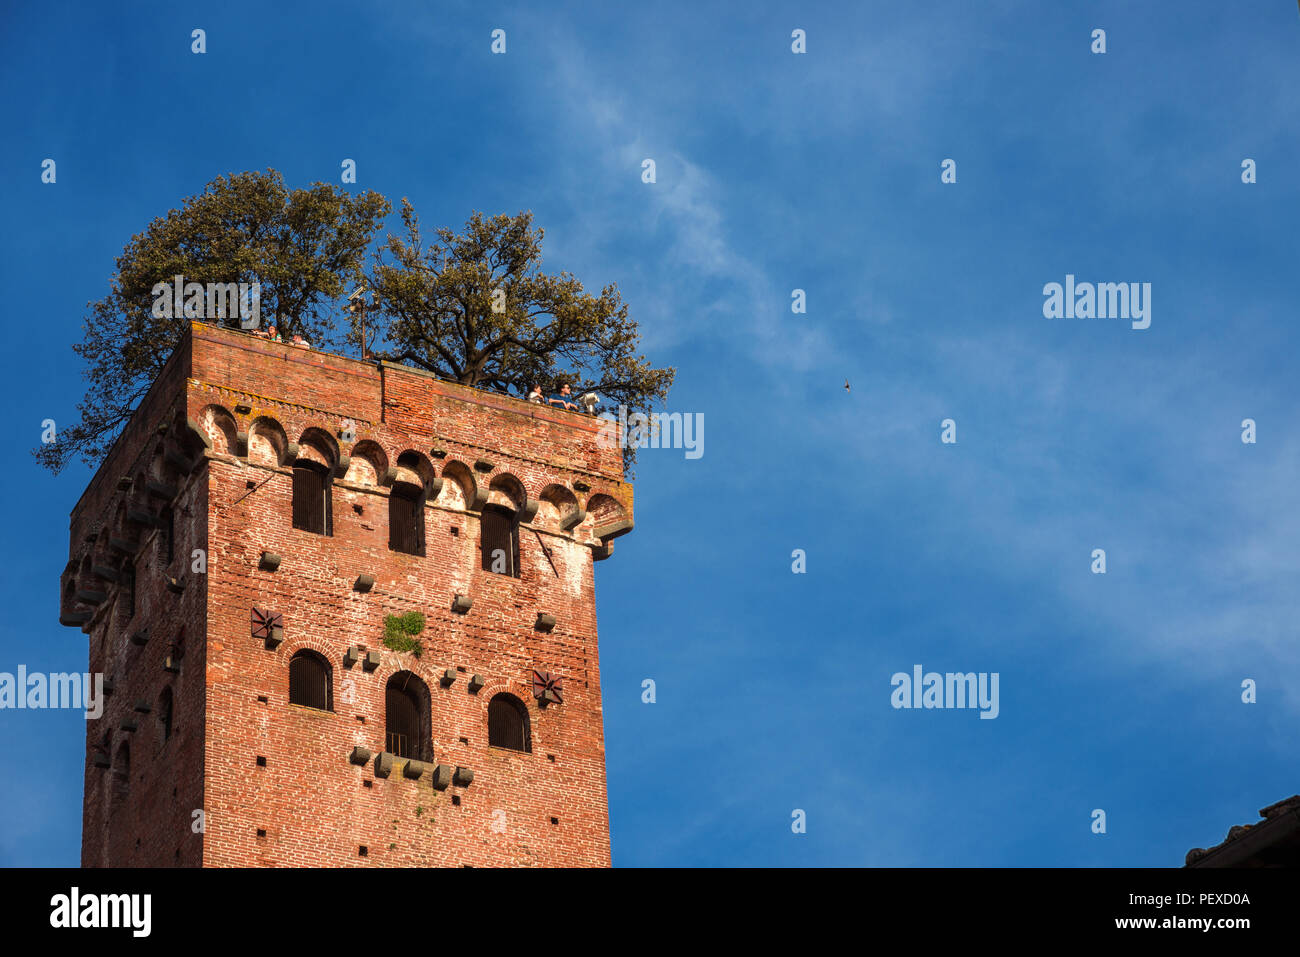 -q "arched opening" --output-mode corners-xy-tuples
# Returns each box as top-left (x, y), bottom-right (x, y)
(157, 687), (174, 744)
(119, 559), (135, 622)
(292, 460), (333, 535)
(488, 693), (531, 753)
(385, 671), (431, 761)
(288, 650), (333, 711)
(480, 504), (520, 577)
(388, 482), (425, 556)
